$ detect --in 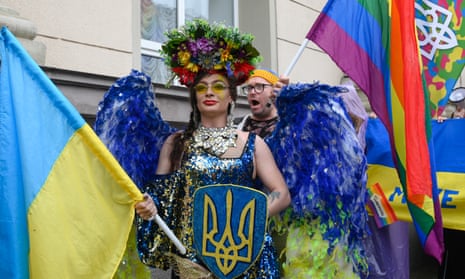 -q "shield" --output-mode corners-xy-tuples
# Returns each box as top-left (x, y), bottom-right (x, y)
(192, 184), (268, 279)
